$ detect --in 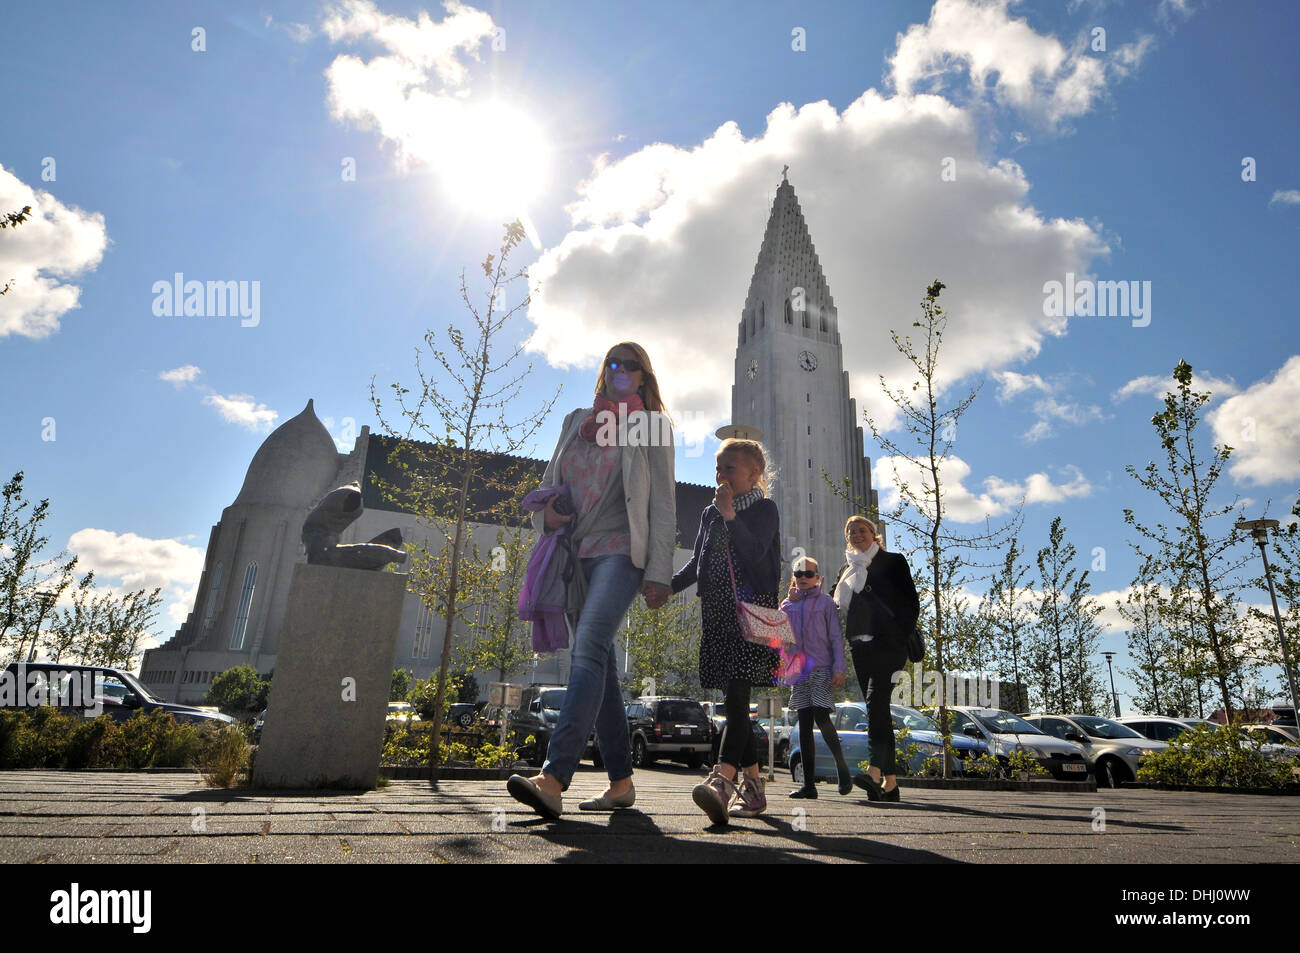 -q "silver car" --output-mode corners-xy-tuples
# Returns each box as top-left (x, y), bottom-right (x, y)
(1022, 713), (1166, 787)
(946, 707), (1091, 781)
